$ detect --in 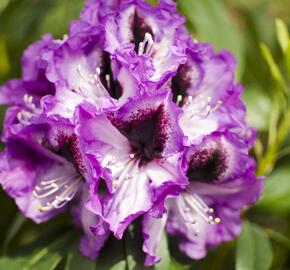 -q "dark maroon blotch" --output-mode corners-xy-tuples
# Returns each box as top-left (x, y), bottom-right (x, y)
(100, 52), (123, 100)
(112, 105), (170, 166)
(56, 133), (86, 176)
(130, 9), (154, 53)
(187, 147), (227, 182)
(171, 64), (192, 106)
